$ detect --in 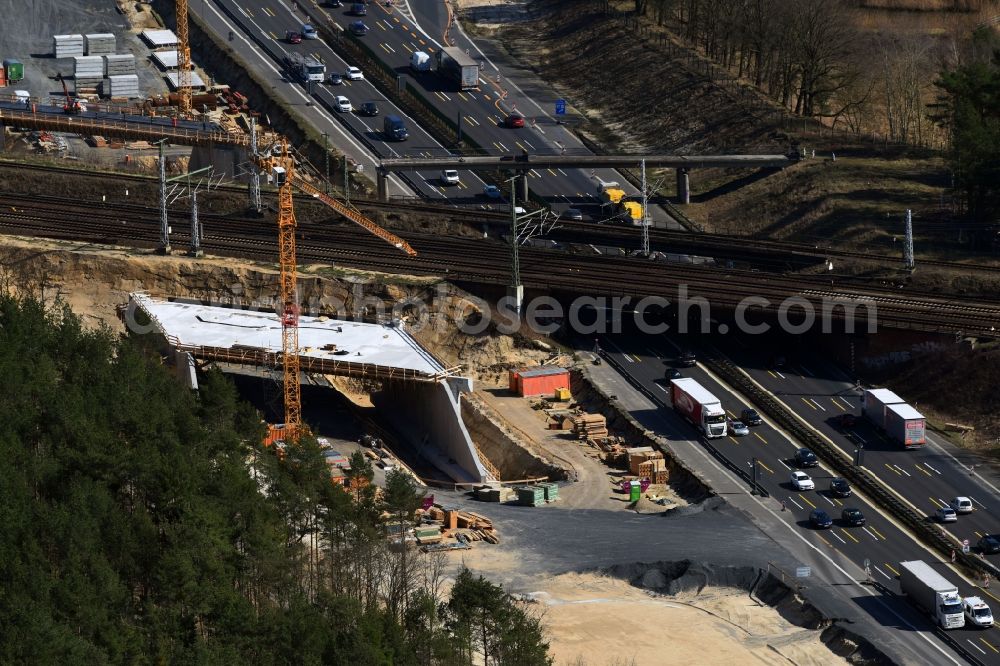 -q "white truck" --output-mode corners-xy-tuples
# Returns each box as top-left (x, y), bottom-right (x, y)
(669, 378), (727, 438)
(862, 388), (926, 449)
(436, 47), (479, 90)
(285, 53), (326, 83)
(898, 560), (964, 629)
